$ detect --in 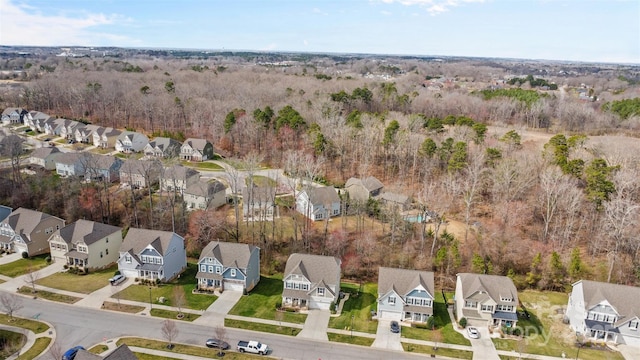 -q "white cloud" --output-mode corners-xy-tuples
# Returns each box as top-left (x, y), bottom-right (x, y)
(0, 0), (137, 46)
(378, 0), (485, 15)
(303, 40), (309, 46)
(312, 7), (328, 16)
